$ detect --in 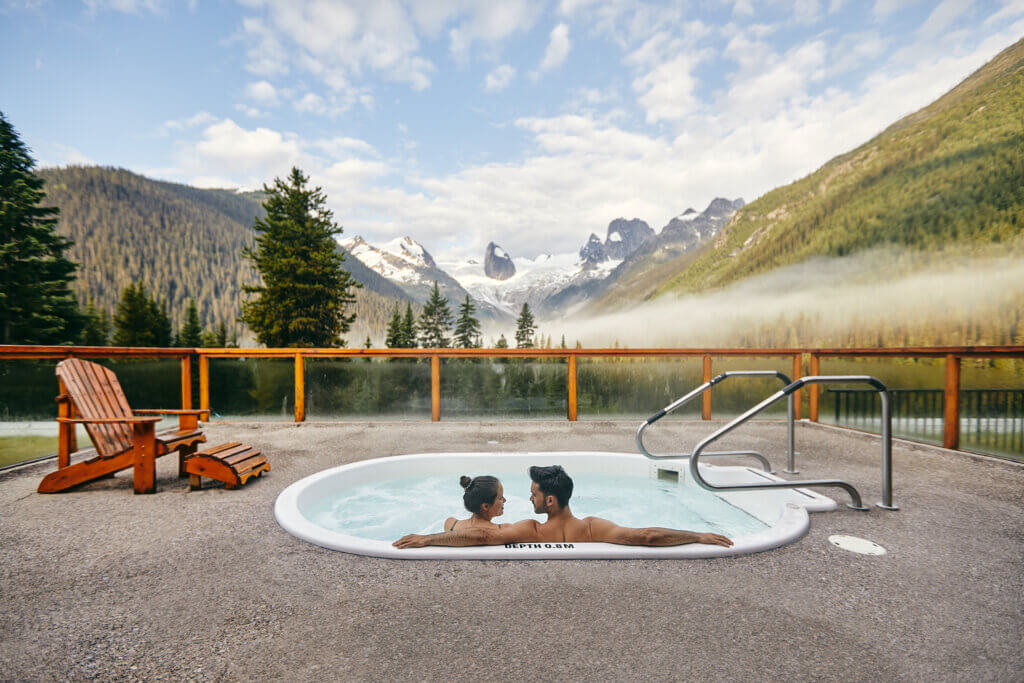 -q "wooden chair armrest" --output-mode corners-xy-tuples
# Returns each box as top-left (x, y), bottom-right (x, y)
(135, 409), (210, 417)
(56, 417), (162, 424)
